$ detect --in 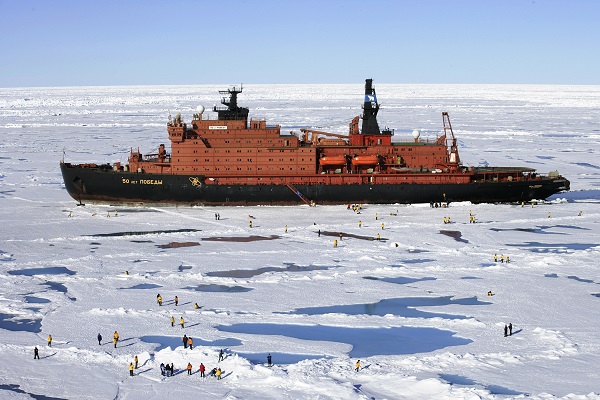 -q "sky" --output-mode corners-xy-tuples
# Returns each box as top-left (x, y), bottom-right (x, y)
(1, 0), (599, 87)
